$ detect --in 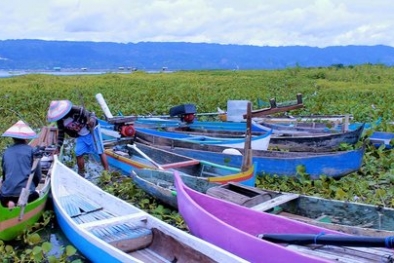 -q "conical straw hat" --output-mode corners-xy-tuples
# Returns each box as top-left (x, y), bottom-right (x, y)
(47, 100), (72, 122)
(2, 120), (37, 139)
